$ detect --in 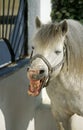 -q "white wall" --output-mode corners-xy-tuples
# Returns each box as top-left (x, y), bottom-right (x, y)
(40, 0), (51, 23)
(28, 0), (40, 54)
